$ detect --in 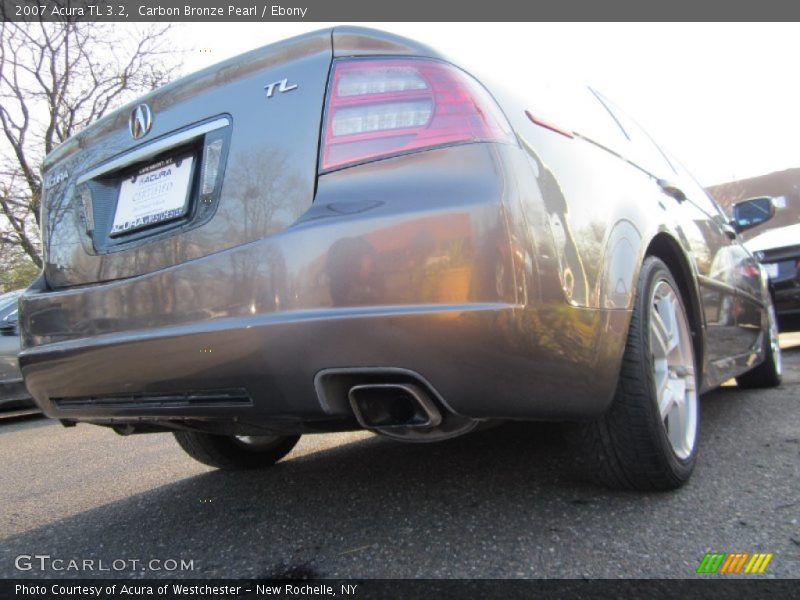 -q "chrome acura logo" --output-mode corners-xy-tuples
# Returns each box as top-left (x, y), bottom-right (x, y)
(129, 104), (153, 140)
